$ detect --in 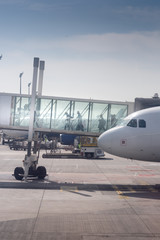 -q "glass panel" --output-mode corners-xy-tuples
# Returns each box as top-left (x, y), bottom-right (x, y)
(127, 119), (137, 128)
(90, 103), (108, 133)
(109, 104), (128, 129)
(11, 96), (19, 126)
(12, 96), (31, 126)
(35, 98), (52, 128)
(139, 119), (146, 128)
(72, 101), (90, 132)
(21, 97), (31, 126)
(51, 100), (72, 130)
